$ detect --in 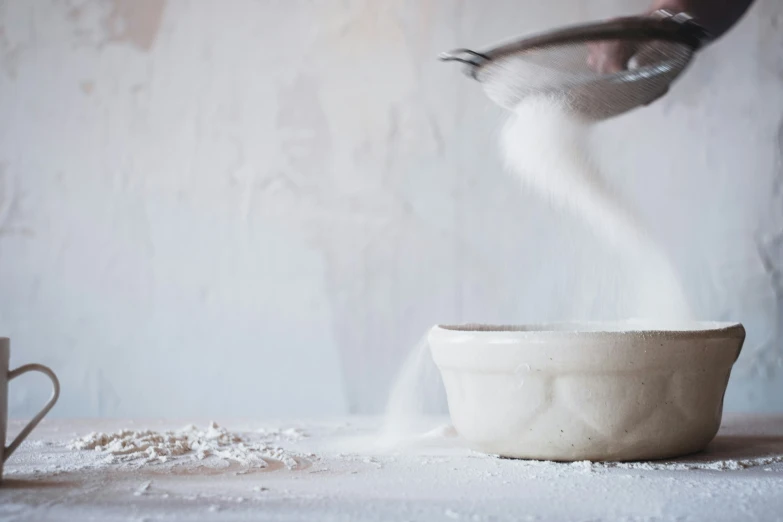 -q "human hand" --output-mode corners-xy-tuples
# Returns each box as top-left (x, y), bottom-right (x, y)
(586, 0), (755, 76)
(586, 37), (639, 74)
(583, 22), (670, 106)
